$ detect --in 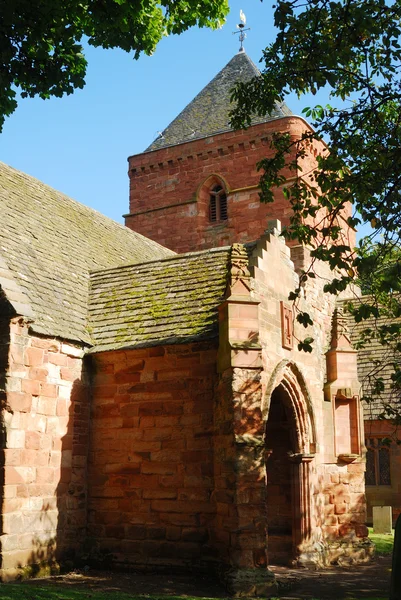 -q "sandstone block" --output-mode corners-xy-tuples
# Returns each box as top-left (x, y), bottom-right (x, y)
(24, 347), (44, 367)
(7, 430), (25, 449)
(61, 343), (84, 358)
